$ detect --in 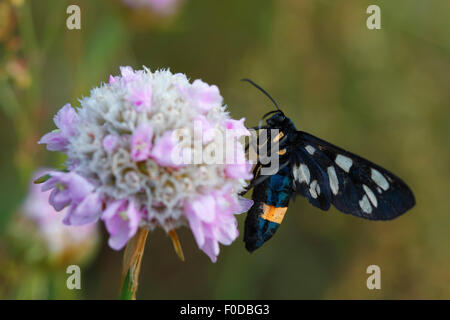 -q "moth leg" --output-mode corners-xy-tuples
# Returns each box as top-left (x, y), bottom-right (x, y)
(245, 126), (268, 151)
(257, 135), (289, 164)
(245, 127), (271, 157)
(269, 135), (289, 156)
